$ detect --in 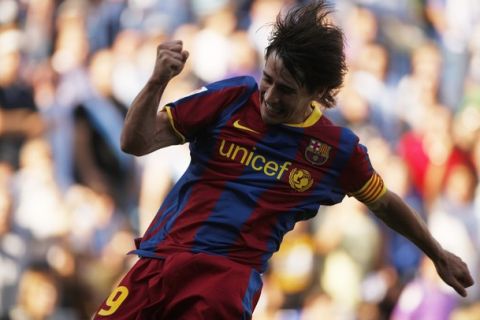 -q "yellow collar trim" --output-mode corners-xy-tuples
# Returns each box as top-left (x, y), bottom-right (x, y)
(284, 101), (323, 128)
